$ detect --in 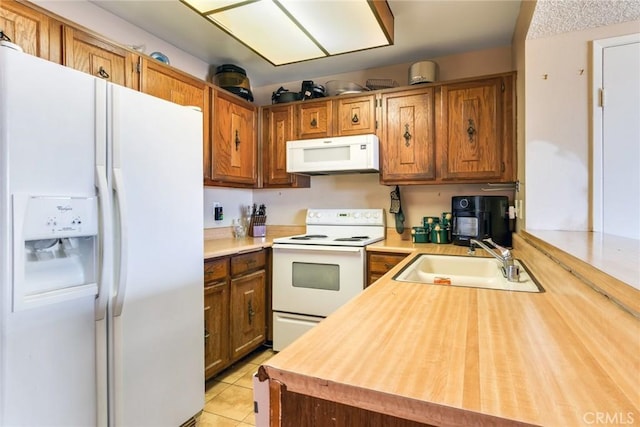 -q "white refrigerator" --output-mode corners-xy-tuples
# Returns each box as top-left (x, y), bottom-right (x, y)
(0, 47), (204, 426)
